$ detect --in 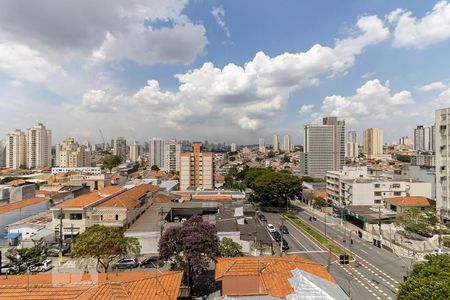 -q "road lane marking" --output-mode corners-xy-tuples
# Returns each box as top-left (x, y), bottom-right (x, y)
(284, 217), (325, 251)
(288, 250), (327, 254)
